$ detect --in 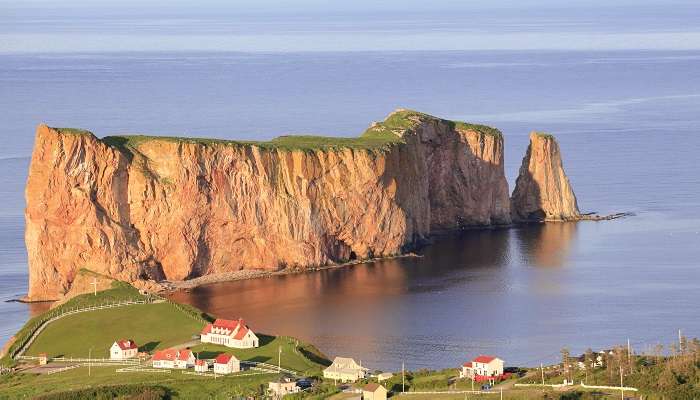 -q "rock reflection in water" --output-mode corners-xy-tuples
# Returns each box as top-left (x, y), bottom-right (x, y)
(516, 222), (578, 268)
(168, 229), (514, 369)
